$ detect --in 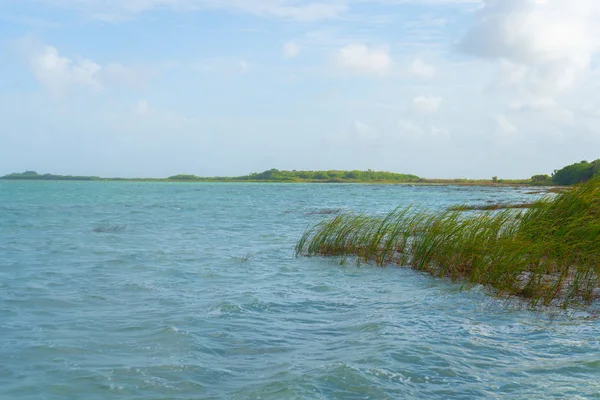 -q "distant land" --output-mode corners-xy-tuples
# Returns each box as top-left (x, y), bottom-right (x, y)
(0, 169), (529, 185)
(0, 169), (421, 184)
(1, 160), (598, 186)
